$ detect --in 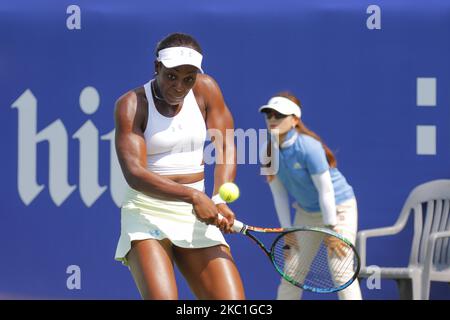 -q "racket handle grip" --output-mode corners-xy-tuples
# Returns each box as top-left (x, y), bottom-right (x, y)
(218, 214), (245, 233)
(232, 219), (245, 233)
